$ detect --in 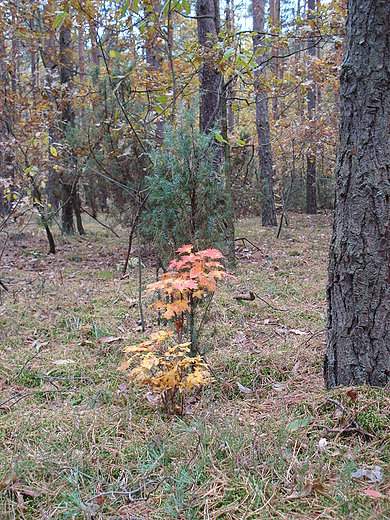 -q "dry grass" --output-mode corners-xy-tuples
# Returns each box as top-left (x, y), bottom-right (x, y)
(1, 213), (390, 519)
